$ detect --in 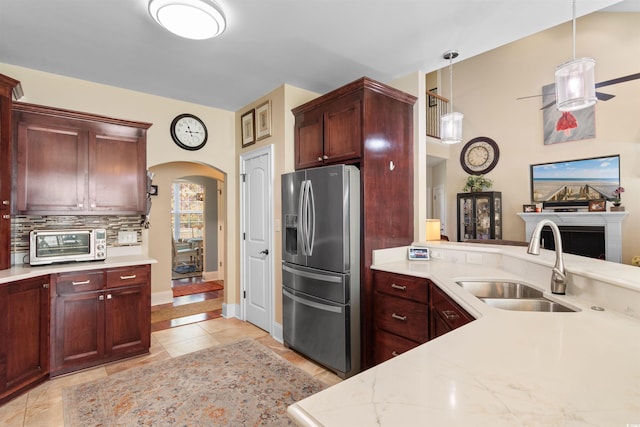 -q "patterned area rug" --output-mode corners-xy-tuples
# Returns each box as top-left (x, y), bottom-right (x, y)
(62, 339), (326, 426)
(172, 280), (224, 298)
